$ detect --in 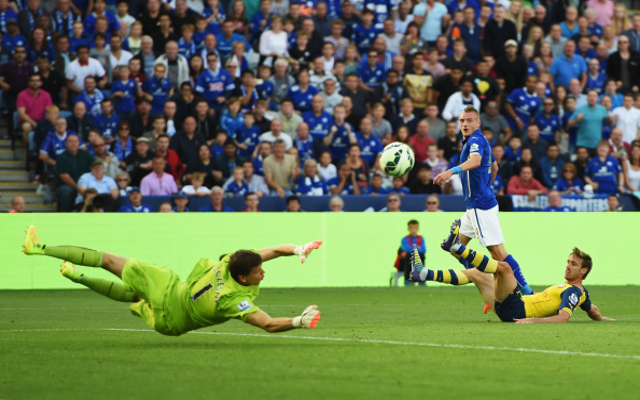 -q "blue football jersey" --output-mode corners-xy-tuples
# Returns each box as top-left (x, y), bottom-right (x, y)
(460, 129), (498, 210)
(506, 88), (540, 131)
(356, 132), (383, 167)
(141, 77), (172, 115)
(534, 113), (561, 144)
(303, 111), (333, 141)
(286, 85), (319, 113)
(196, 69), (236, 106)
(110, 79), (137, 115)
